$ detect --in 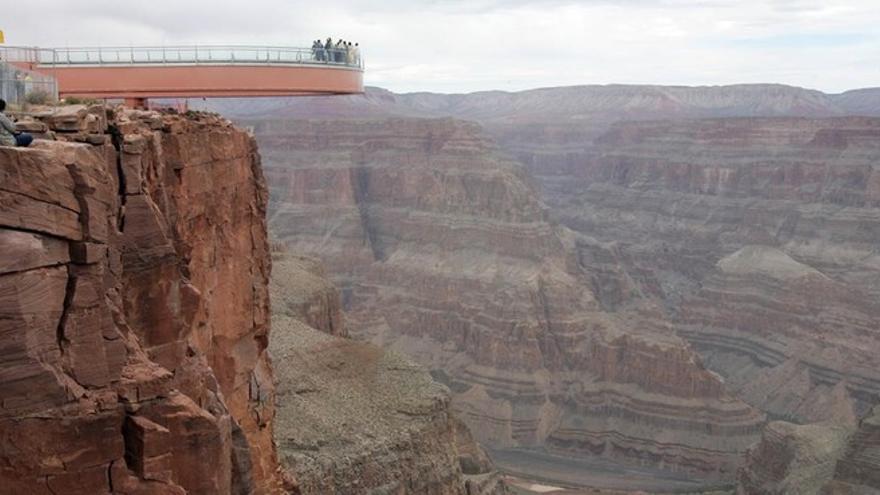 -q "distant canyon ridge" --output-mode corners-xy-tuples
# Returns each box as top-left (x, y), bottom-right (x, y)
(213, 83), (880, 493)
